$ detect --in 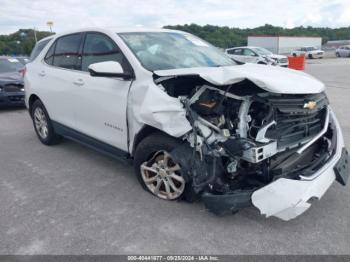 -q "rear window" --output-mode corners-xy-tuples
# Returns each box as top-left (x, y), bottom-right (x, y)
(0, 58), (23, 73)
(29, 38), (52, 61)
